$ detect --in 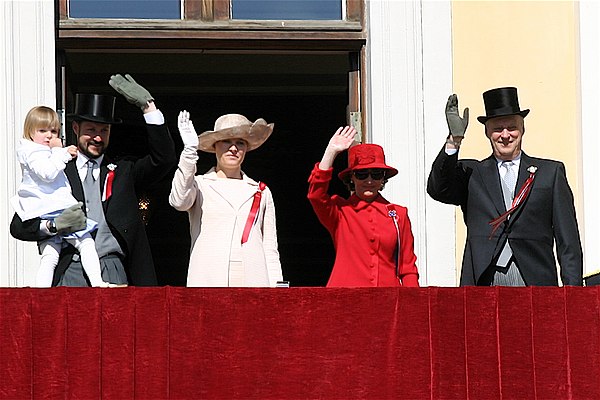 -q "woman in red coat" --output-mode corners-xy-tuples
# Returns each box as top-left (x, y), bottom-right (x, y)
(307, 126), (419, 287)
